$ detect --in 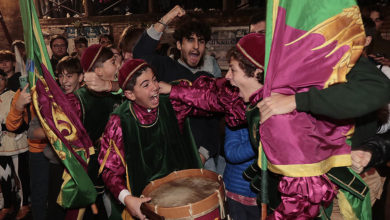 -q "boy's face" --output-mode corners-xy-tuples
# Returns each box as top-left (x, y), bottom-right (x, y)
(225, 58), (260, 102)
(0, 60), (14, 74)
(96, 57), (117, 81)
(58, 70), (83, 94)
(122, 51), (133, 62)
(111, 48), (123, 69)
(124, 67), (160, 109)
(75, 43), (87, 57)
(176, 33), (206, 68)
(0, 75), (6, 92)
(370, 11), (383, 30)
